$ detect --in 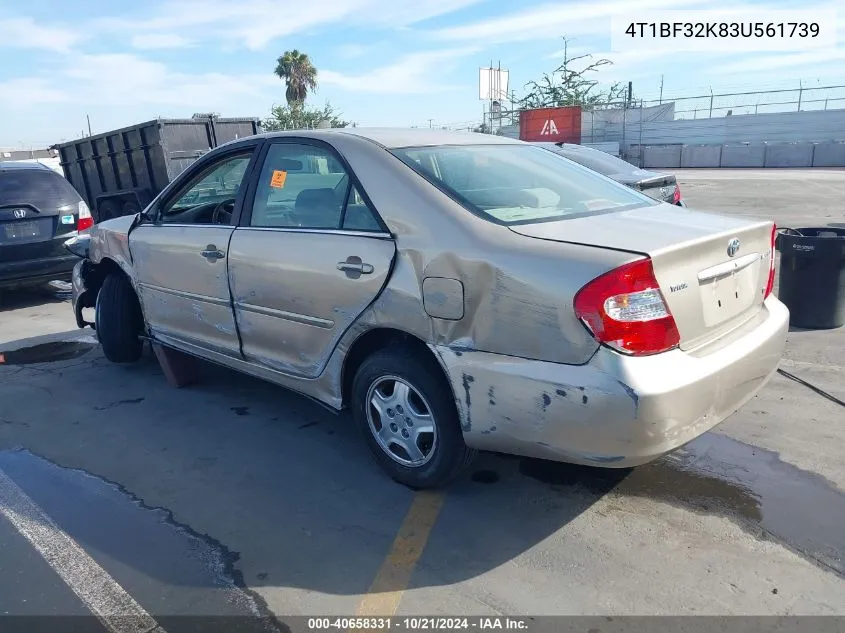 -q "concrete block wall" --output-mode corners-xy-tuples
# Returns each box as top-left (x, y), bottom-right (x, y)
(812, 142), (845, 167)
(635, 141), (845, 168)
(591, 106), (845, 167)
(721, 144), (767, 167)
(643, 145), (682, 169)
(765, 143), (815, 167)
(681, 145), (722, 168)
